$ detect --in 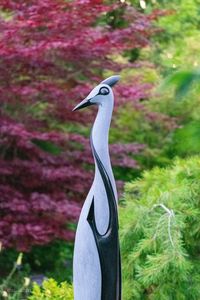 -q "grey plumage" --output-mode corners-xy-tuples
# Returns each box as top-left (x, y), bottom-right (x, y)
(73, 76), (121, 300)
